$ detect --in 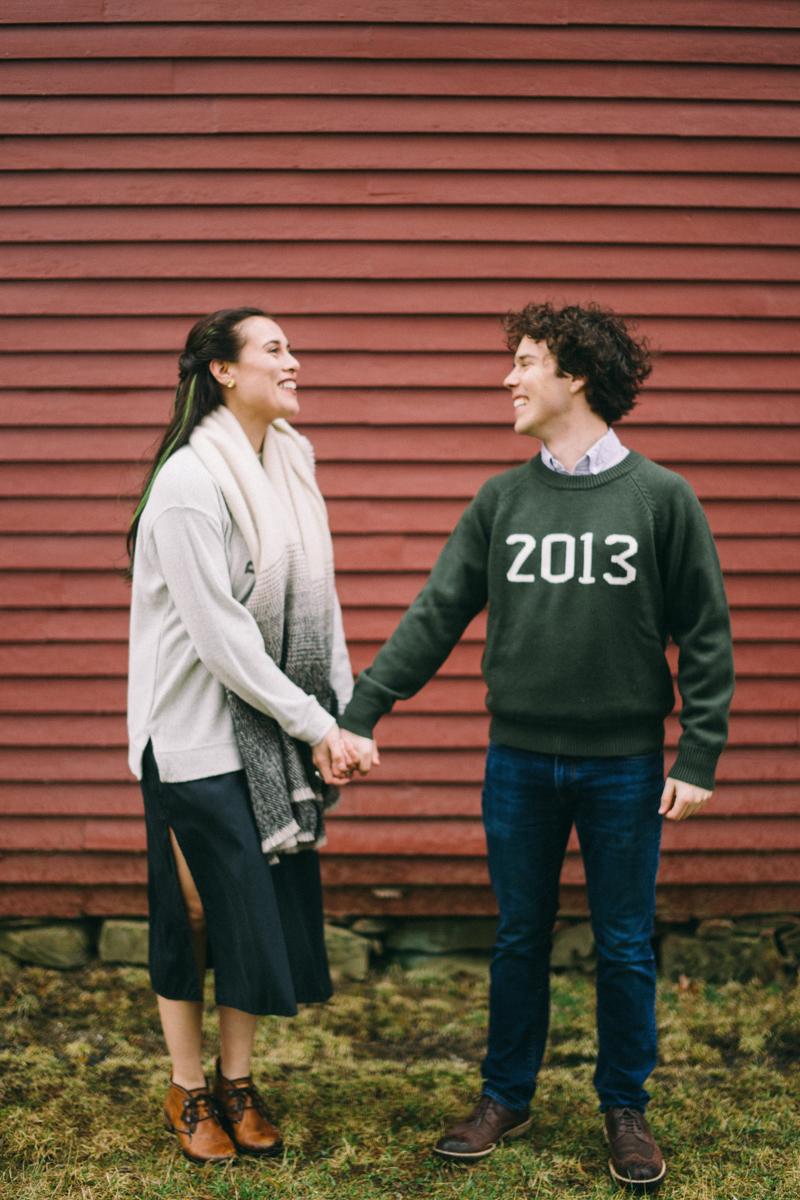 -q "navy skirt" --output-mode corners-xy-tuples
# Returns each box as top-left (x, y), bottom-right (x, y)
(140, 742), (332, 1016)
